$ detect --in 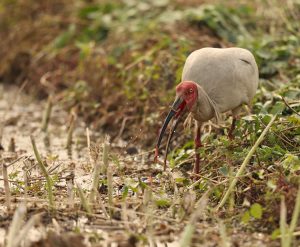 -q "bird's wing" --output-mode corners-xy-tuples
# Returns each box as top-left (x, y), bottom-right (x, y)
(182, 48), (258, 113)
